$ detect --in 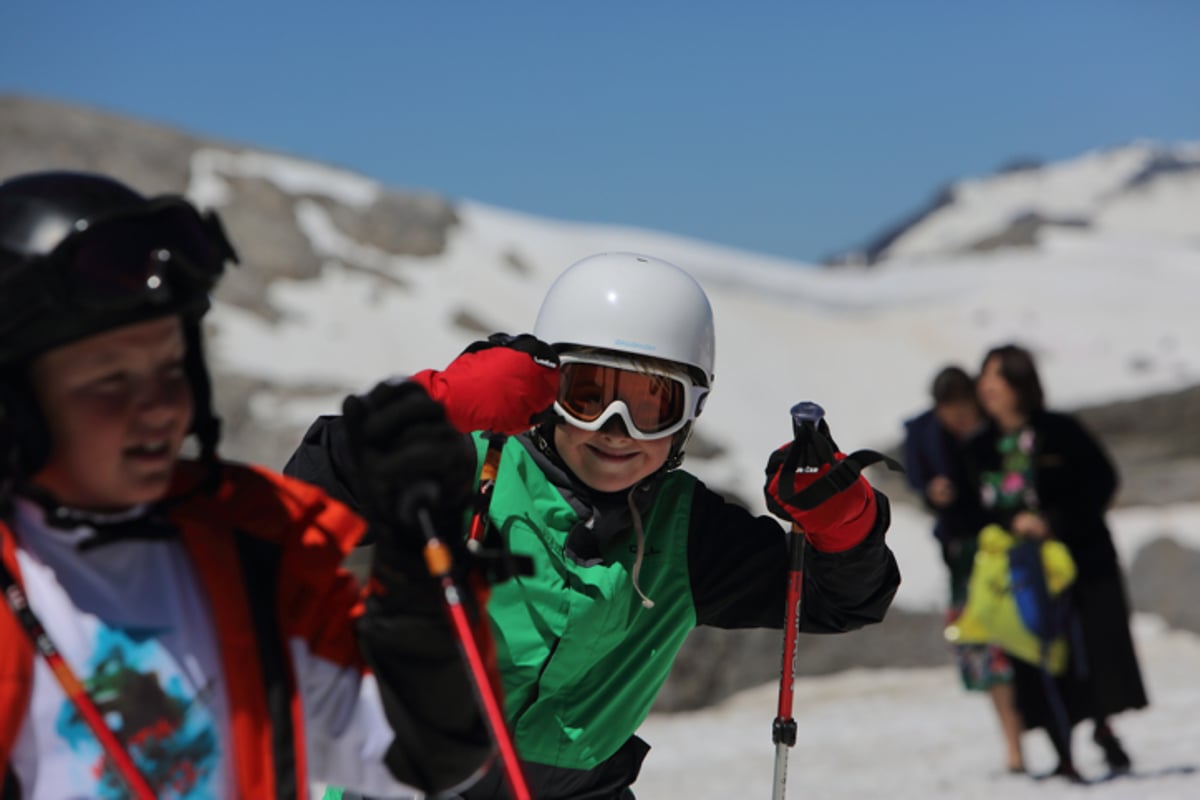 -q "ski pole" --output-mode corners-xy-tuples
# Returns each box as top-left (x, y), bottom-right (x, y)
(0, 557), (157, 800)
(413, 498), (531, 800)
(462, 431), (534, 799)
(412, 429), (532, 800)
(771, 401), (826, 800)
